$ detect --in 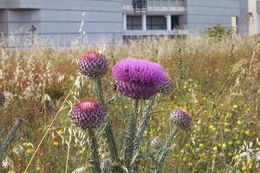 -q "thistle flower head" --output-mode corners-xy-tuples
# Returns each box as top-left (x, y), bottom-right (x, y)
(71, 99), (106, 129)
(113, 58), (167, 99)
(170, 109), (192, 129)
(151, 137), (163, 149)
(0, 92), (5, 106)
(78, 51), (108, 78)
(115, 81), (158, 100)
